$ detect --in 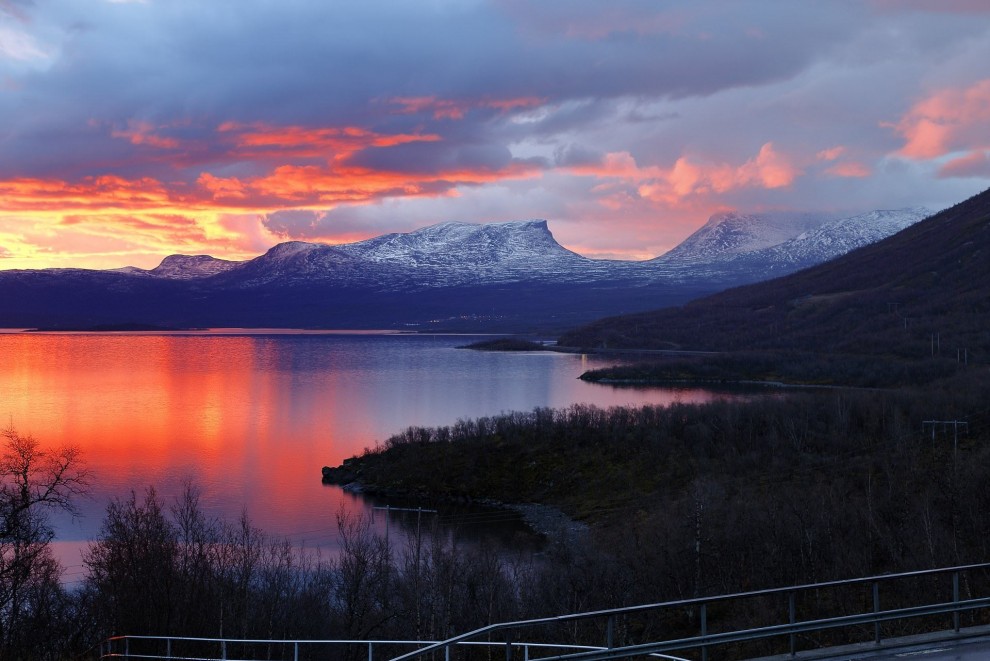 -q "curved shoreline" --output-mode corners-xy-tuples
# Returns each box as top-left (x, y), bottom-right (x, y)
(322, 471), (588, 544)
